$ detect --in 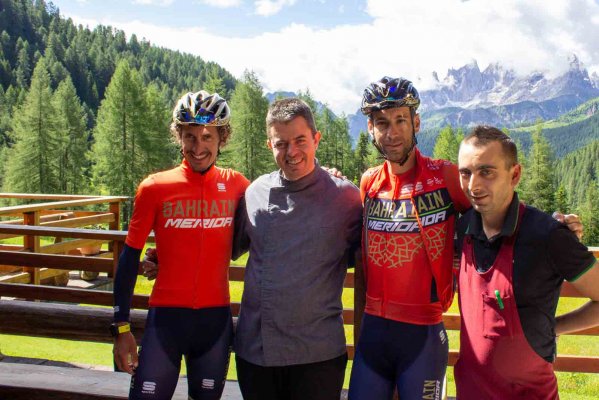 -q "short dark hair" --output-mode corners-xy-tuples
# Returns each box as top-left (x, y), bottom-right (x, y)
(462, 125), (518, 167)
(266, 98), (317, 136)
